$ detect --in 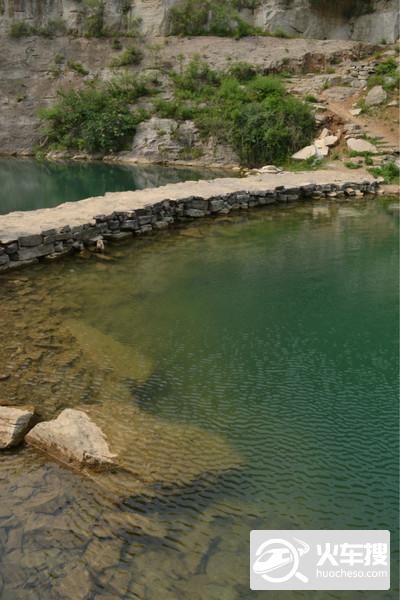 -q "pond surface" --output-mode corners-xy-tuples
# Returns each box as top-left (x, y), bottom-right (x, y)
(0, 158), (227, 214)
(0, 197), (398, 599)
